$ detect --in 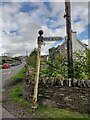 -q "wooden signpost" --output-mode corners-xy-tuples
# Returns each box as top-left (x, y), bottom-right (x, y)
(32, 30), (63, 109)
